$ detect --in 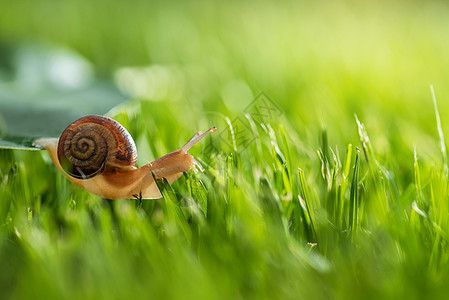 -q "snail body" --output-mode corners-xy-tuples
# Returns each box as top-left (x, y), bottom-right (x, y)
(34, 115), (216, 200)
